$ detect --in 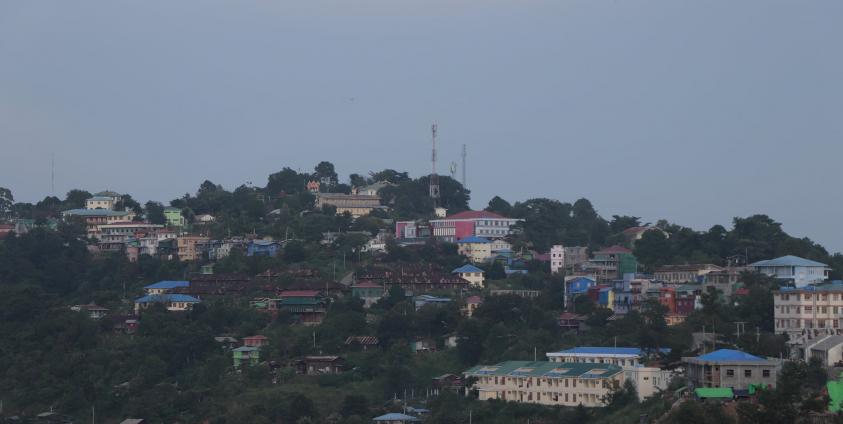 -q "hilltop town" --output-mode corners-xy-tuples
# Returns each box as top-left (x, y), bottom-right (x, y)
(1, 163), (842, 424)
